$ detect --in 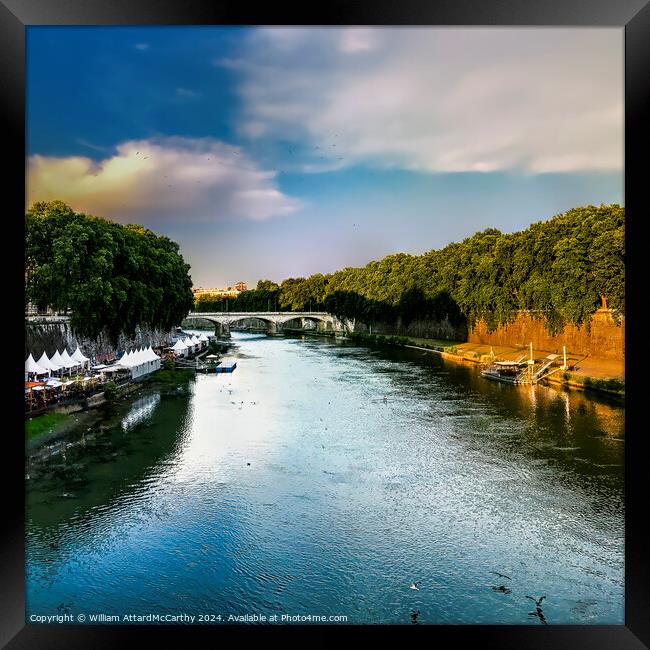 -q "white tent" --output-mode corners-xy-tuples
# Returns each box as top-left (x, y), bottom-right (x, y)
(183, 337), (195, 350)
(198, 333), (209, 342)
(146, 346), (162, 370)
(71, 346), (90, 366)
(50, 349), (65, 368)
(36, 351), (61, 372)
(171, 339), (188, 357)
(191, 335), (200, 345)
(25, 353), (48, 376)
(60, 349), (81, 369)
(118, 350), (133, 367)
